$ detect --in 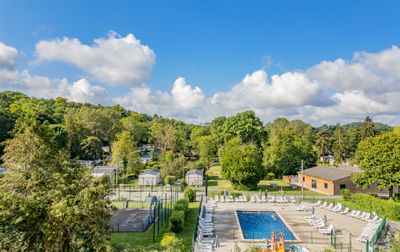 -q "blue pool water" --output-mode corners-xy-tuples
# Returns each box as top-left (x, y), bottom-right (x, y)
(237, 211), (296, 240)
